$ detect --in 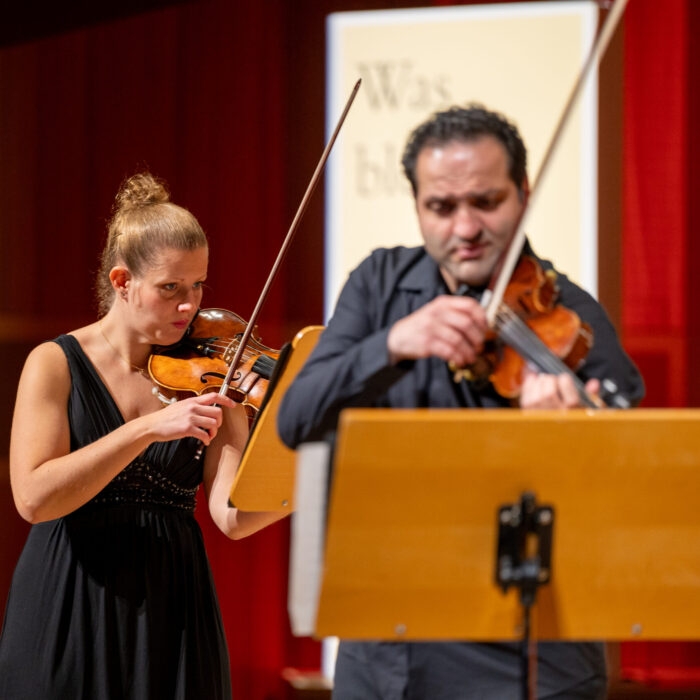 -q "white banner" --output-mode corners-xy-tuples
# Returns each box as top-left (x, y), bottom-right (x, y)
(326, 1), (598, 317)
